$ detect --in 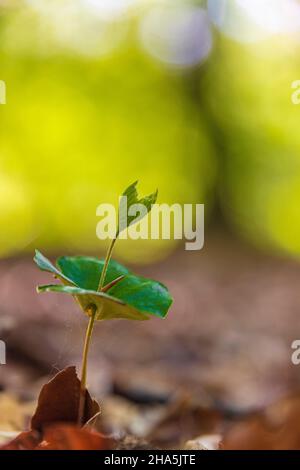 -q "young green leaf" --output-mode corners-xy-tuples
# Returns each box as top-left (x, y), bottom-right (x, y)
(34, 250), (75, 285)
(107, 274), (172, 319)
(37, 284), (150, 321)
(57, 256), (129, 291)
(118, 181), (158, 234)
(34, 251), (173, 322)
